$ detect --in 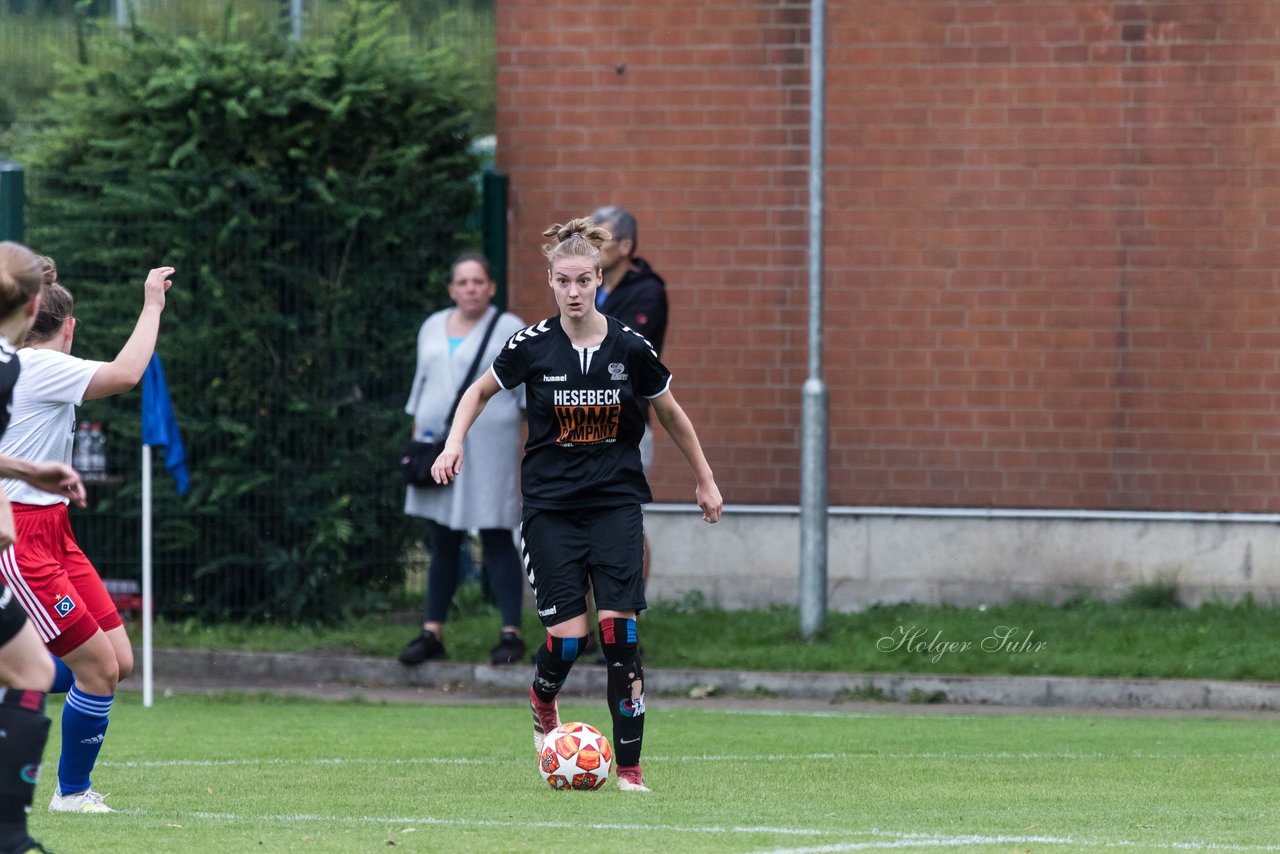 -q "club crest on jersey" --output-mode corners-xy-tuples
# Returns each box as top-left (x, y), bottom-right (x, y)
(608, 363), (628, 381)
(53, 595), (76, 618)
